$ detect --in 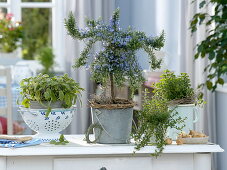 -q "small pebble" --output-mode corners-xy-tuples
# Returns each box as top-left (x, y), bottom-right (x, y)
(176, 139), (184, 145)
(165, 138), (172, 145)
